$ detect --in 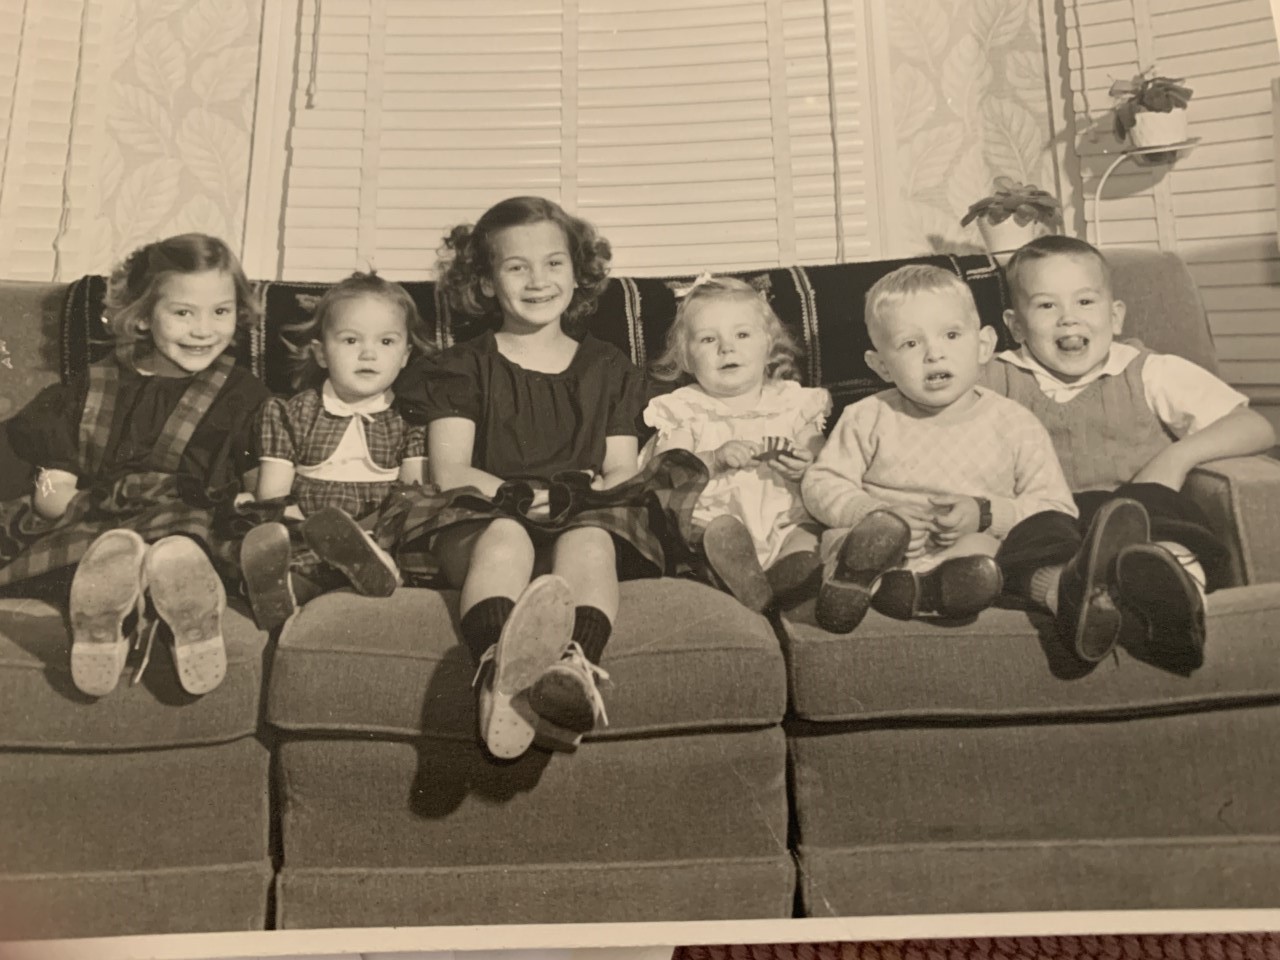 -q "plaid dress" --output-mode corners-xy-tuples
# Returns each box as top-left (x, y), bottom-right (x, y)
(393, 333), (710, 582)
(0, 352), (266, 589)
(246, 384), (429, 582)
